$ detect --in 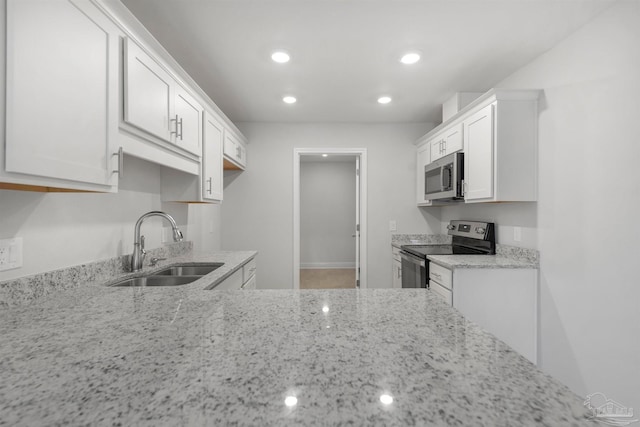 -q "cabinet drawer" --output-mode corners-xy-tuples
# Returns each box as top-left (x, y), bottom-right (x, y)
(429, 263), (452, 290)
